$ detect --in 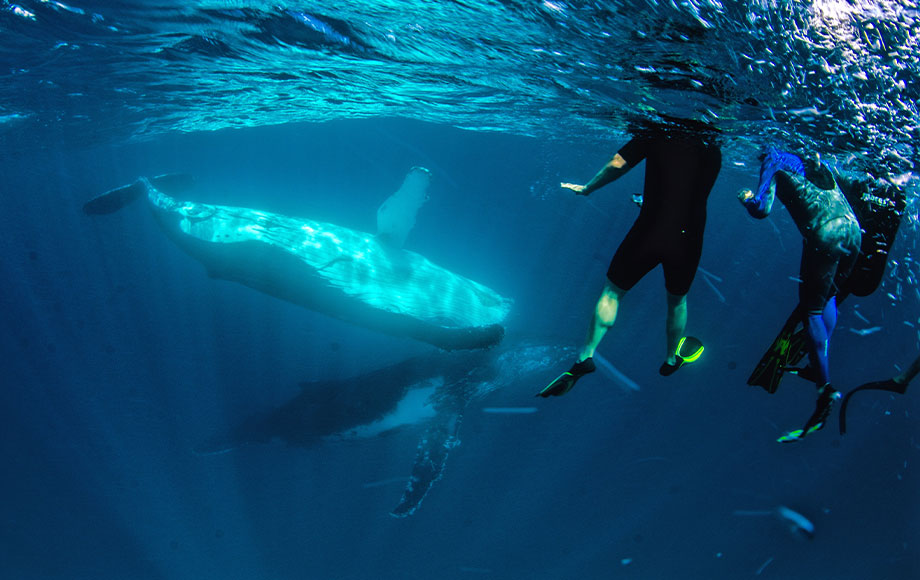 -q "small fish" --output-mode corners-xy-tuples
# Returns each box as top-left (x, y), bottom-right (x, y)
(697, 267), (724, 283)
(787, 106), (828, 118)
(701, 274), (726, 303)
(733, 505), (814, 539)
(594, 353), (641, 391)
(776, 505), (814, 539)
(849, 326), (882, 336)
(481, 407), (538, 414)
